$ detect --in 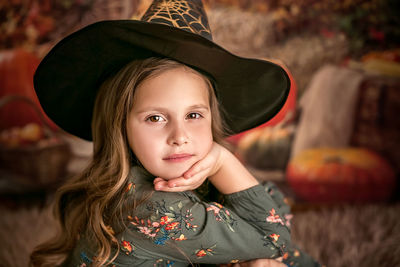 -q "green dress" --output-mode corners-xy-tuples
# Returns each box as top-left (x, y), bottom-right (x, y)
(64, 166), (320, 267)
